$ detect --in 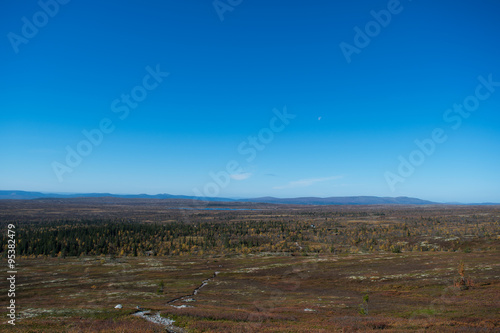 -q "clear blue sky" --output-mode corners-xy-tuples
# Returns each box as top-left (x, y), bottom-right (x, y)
(1, 0), (499, 202)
